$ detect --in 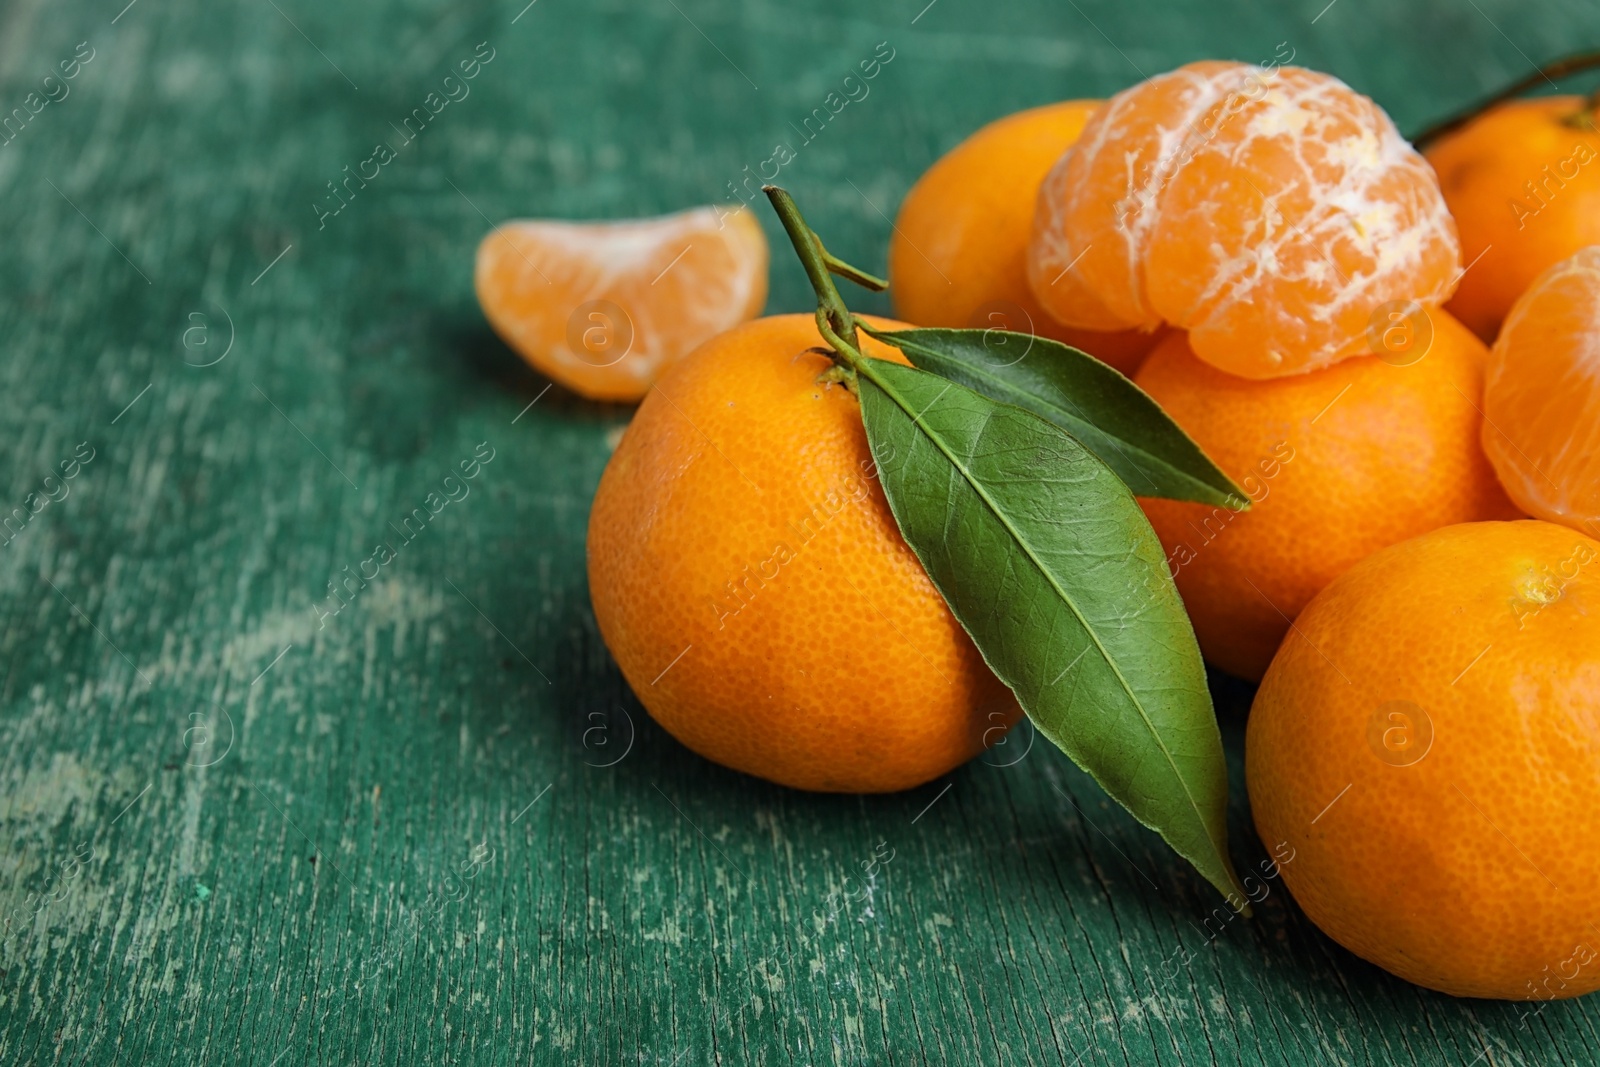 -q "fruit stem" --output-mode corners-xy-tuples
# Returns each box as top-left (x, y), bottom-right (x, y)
(1410, 49), (1600, 146)
(762, 186), (871, 371)
(819, 243), (889, 292)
